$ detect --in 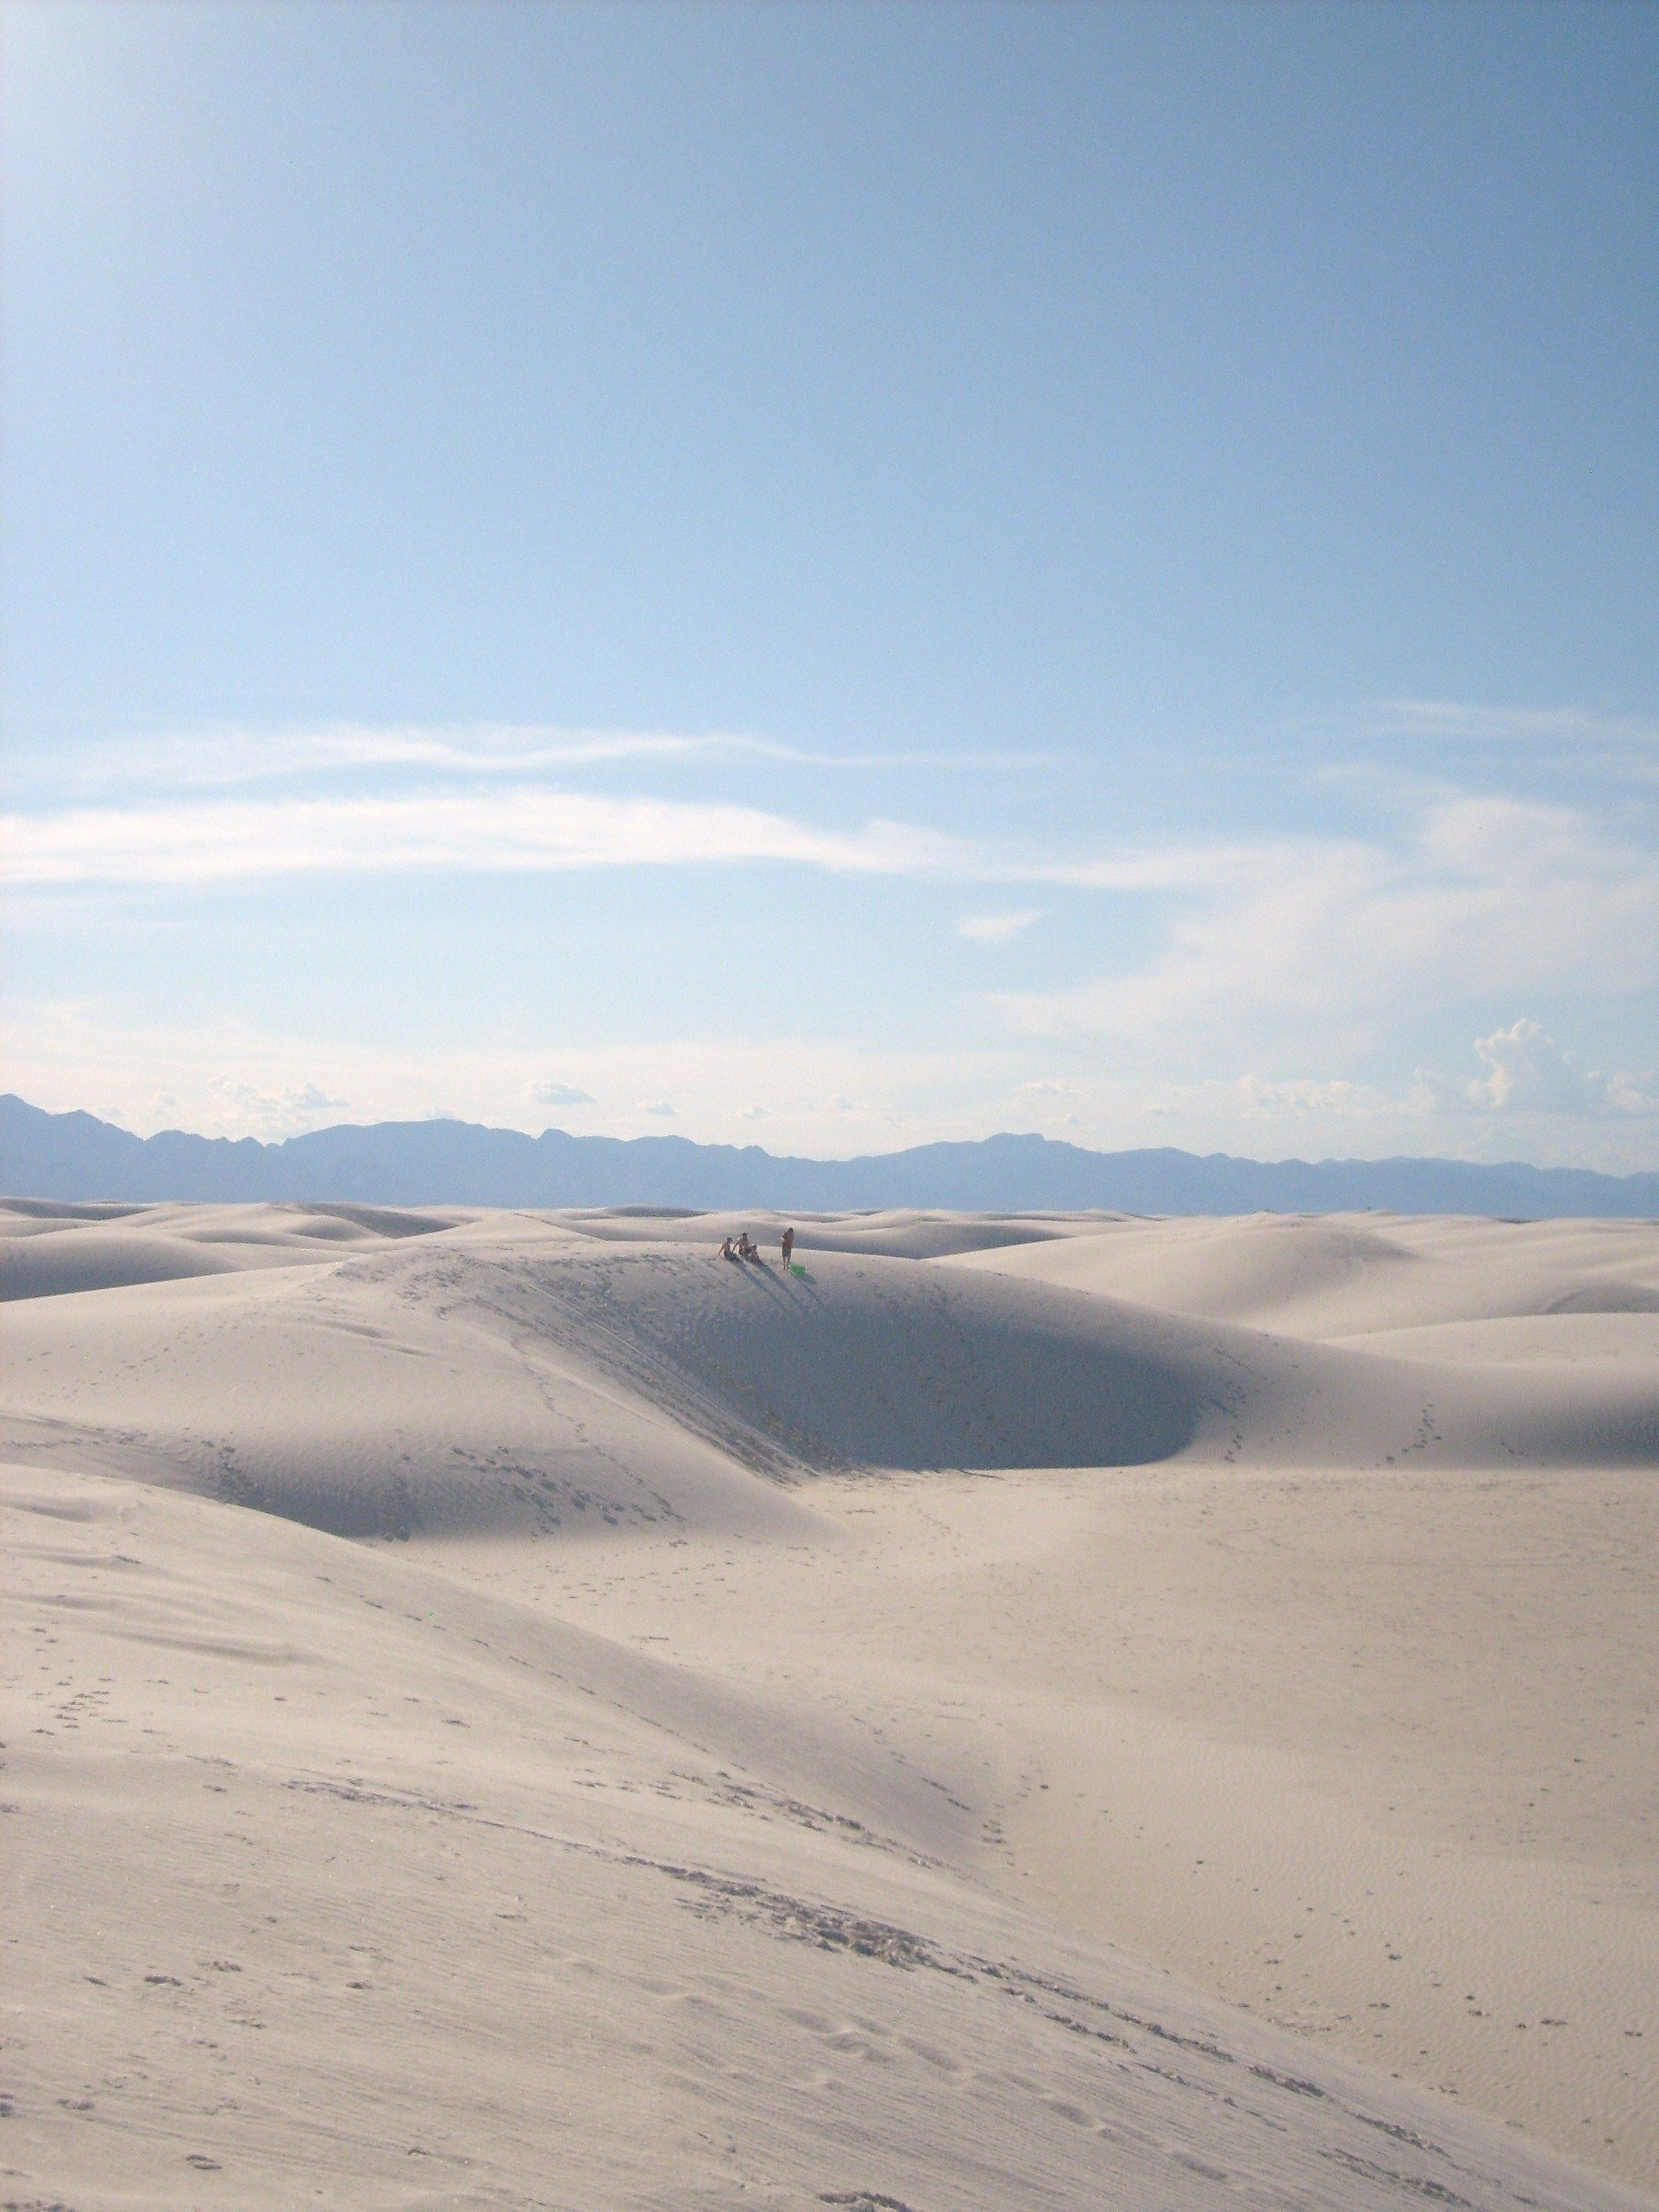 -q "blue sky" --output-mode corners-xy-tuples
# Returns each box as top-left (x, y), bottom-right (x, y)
(3, 0), (1657, 1166)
